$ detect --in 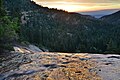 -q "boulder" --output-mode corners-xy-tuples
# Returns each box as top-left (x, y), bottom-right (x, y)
(13, 47), (24, 53)
(13, 47), (31, 53)
(13, 45), (43, 53)
(28, 45), (43, 52)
